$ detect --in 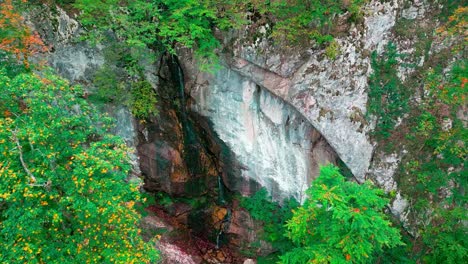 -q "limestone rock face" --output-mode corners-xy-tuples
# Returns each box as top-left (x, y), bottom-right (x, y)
(26, 5), (138, 170)
(188, 65), (337, 201)
(27, 5), (104, 83)
(25, 0), (446, 235)
(178, 1), (415, 205)
(48, 44), (104, 83)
